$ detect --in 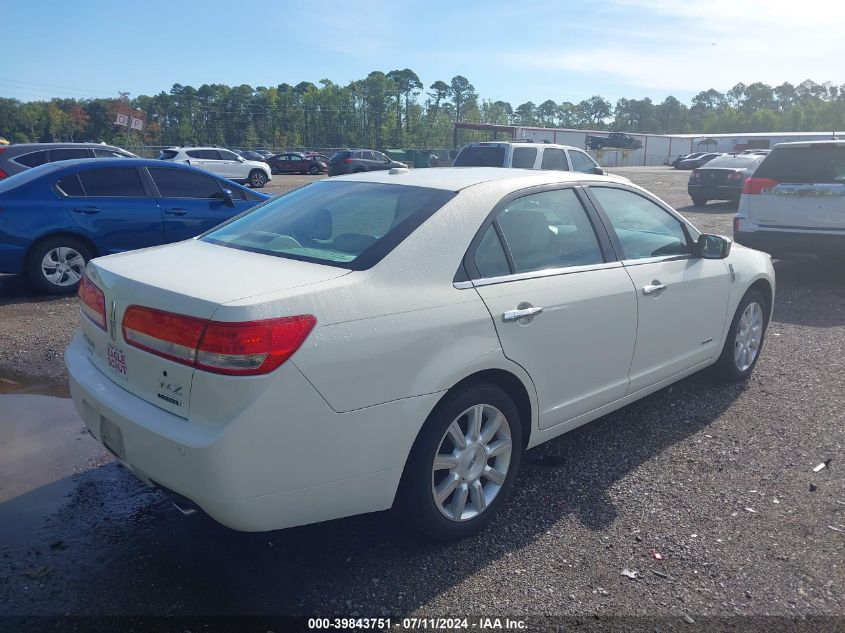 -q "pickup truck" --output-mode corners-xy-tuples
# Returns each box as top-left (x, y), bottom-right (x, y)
(585, 132), (643, 150)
